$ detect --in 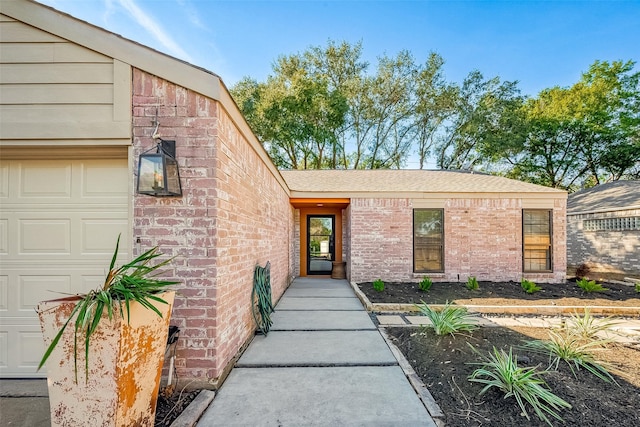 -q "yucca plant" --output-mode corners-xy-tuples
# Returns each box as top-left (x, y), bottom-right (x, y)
(415, 301), (478, 336)
(521, 278), (542, 294)
(565, 308), (619, 341)
(523, 328), (617, 384)
(466, 276), (479, 290)
(38, 235), (179, 382)
(468, 346), (571, 426)
(576, 277), (609, 293)
(418, 277), (433, 292)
